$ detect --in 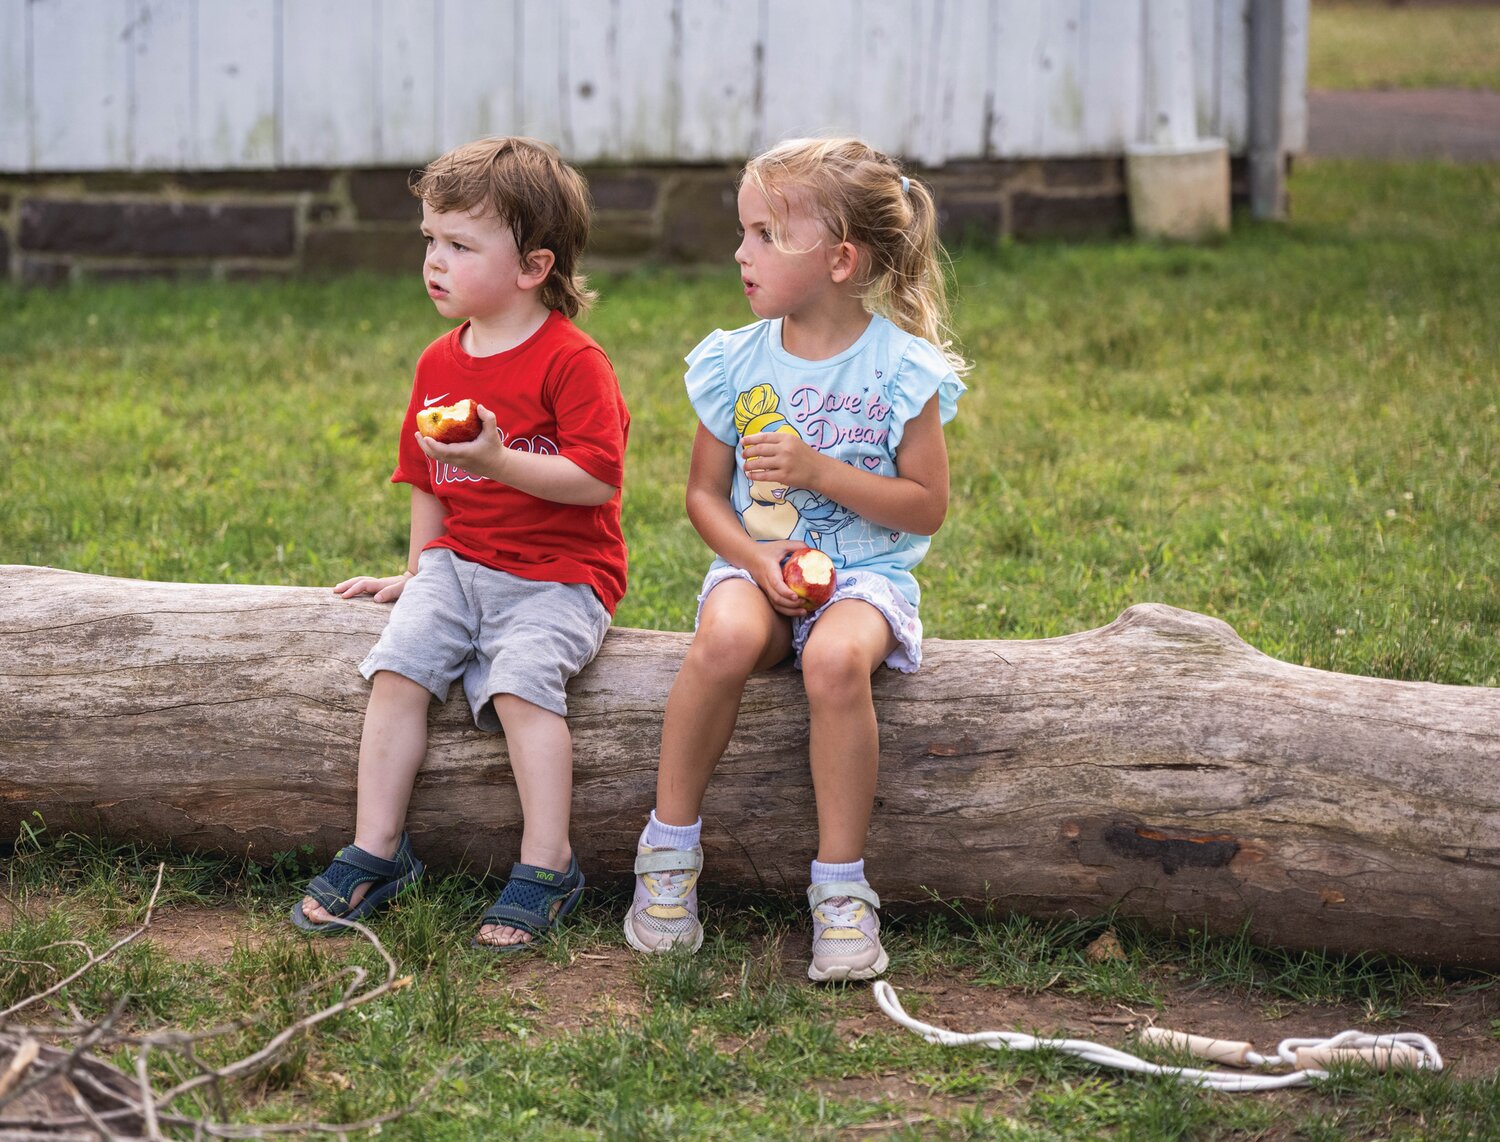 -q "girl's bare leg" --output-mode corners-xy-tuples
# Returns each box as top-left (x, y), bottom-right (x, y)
(655, 578), (792, 825)
(799, 601), (897, 864)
